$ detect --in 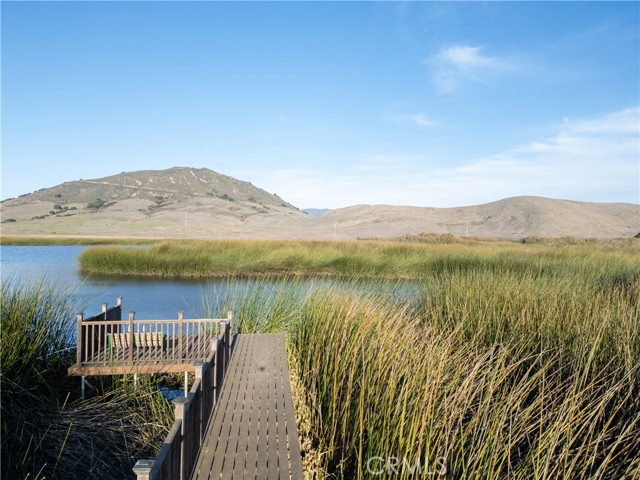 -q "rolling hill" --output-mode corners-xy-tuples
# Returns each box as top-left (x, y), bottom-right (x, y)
(1, 167), (638, 240)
